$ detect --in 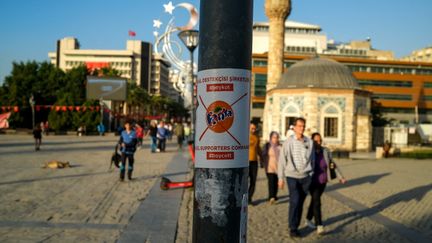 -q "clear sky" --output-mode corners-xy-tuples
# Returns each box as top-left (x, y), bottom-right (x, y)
(1, 0), (431, 84)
